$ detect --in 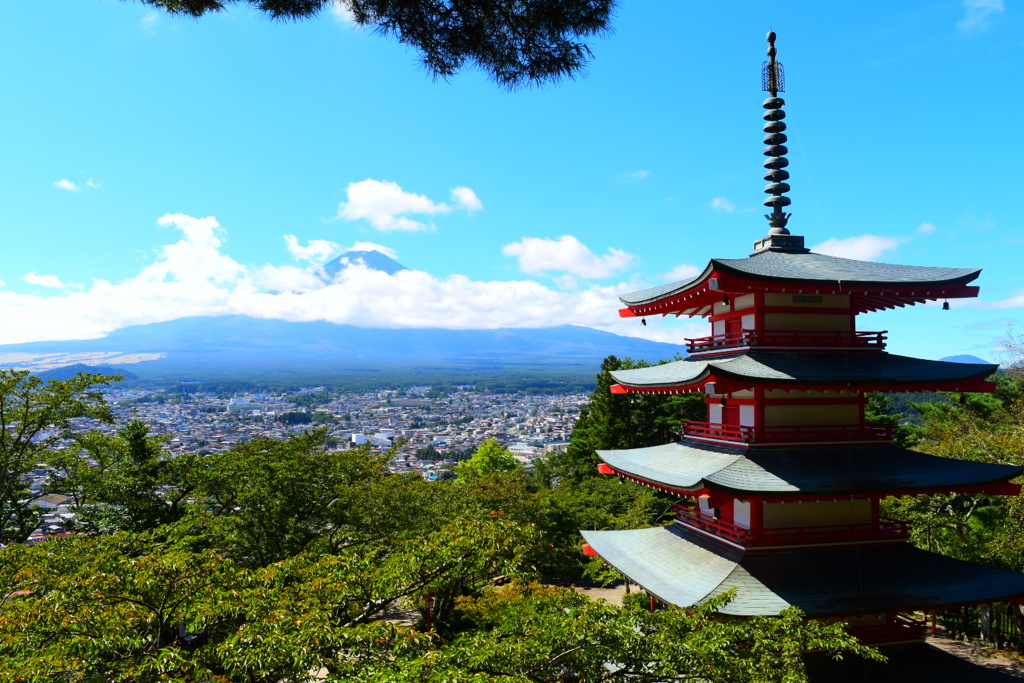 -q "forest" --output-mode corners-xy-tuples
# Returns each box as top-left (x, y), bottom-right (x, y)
(2, 342), (1023, 681)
